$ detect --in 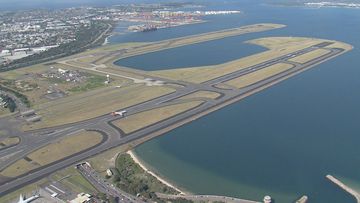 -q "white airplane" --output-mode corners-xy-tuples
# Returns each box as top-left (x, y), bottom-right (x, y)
(110, 110), (127, 117)
(18, 194), (40, 203)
